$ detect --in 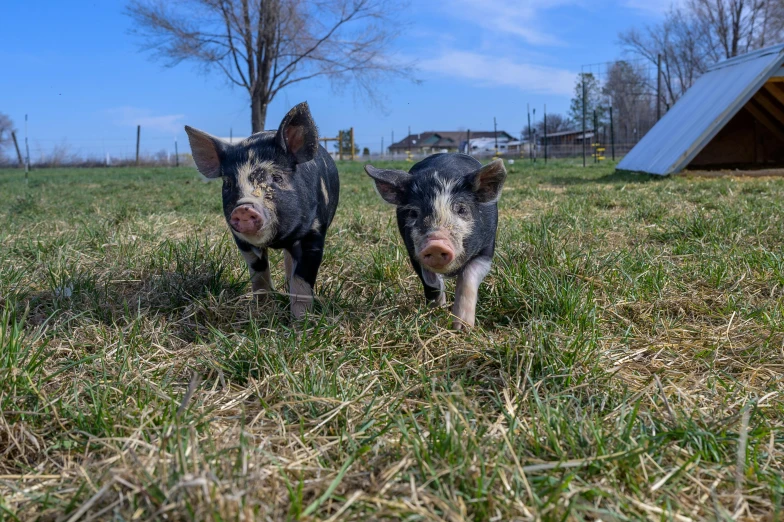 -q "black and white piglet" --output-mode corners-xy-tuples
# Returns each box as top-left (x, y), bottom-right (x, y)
(365, 153), (506, 329)
(185, 102), (339, 319)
